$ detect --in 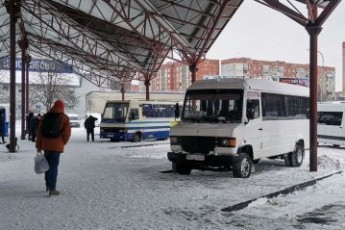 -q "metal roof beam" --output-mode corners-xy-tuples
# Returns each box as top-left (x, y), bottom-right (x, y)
(22, 0), (144, 70)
